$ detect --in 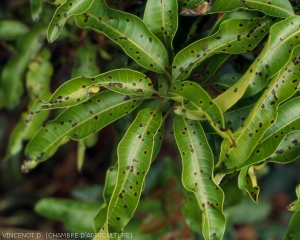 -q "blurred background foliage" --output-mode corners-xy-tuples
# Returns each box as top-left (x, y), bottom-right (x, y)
(0, 0), (300, 239)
